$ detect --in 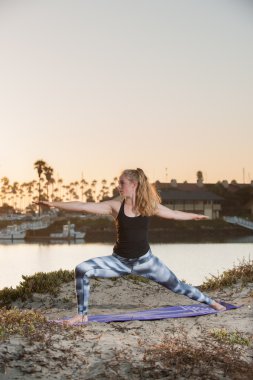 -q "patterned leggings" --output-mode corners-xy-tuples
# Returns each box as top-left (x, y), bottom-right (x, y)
(75, 249), (214, 315)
